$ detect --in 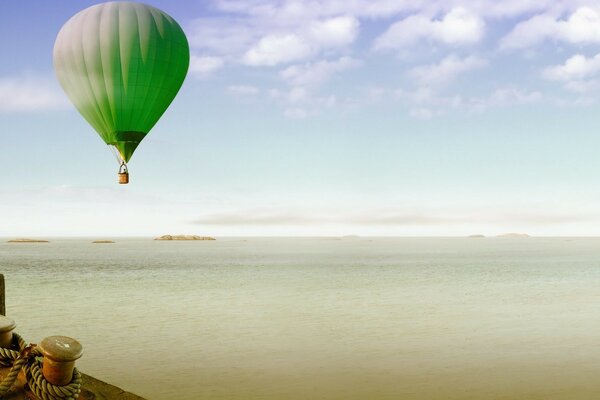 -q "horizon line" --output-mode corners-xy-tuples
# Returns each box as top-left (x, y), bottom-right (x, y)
(3, 235), (600, 239)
